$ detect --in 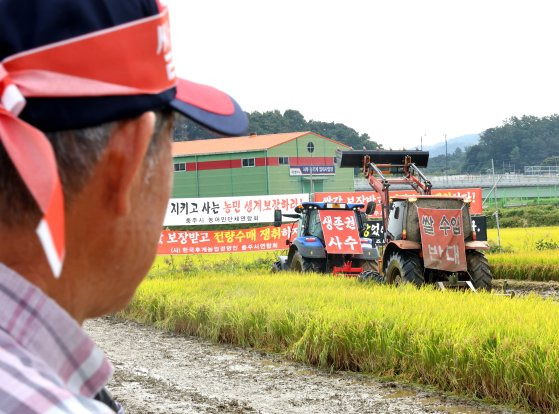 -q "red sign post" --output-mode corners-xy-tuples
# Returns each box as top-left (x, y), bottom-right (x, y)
(417, 208), (466, 272)
(318, 210), (362, 255)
